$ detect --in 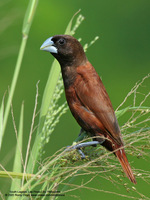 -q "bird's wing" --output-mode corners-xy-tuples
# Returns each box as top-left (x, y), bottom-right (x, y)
(75, 62), (123, 145)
